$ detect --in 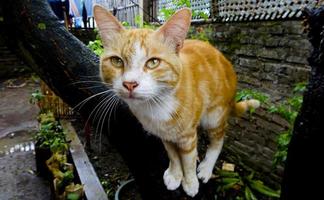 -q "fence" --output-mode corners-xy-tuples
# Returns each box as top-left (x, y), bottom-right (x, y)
(215, 0), (319, 22)
(157, 0), (321, 22)
(95, 0), (144, 26)
(64, 0), (323, 30)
